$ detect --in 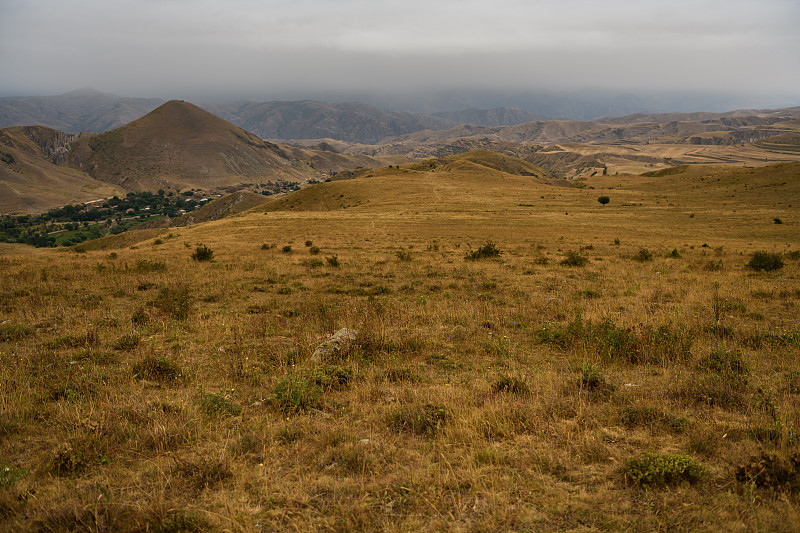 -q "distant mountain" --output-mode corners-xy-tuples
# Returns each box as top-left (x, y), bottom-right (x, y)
(66, 100), (336, 191)
(201, 100), (457, 143)
(431, 107), (549, 127)
(0, 88), (164, 133)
